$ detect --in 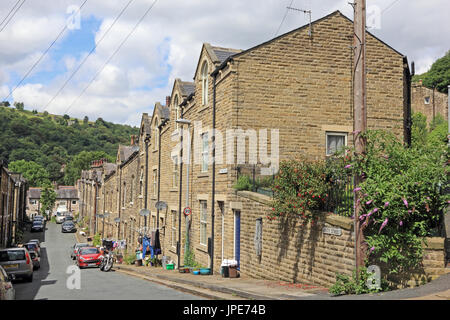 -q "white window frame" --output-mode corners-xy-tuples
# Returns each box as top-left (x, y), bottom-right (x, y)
(172, 155), (179, 188)
(201, 61), (208, 106)
(201, 132), (209, 172)
(200, 200), (207, 246)
(424, 96), (430, 105)
(153, 170), (157, 196)
(171, 210), (177, 248)
(326, 132), (347, 156)
(173, 95), (179, 129)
